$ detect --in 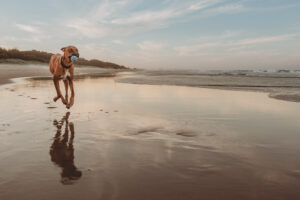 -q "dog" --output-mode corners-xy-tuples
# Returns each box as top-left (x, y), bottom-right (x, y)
(49, 46), (79, 109)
